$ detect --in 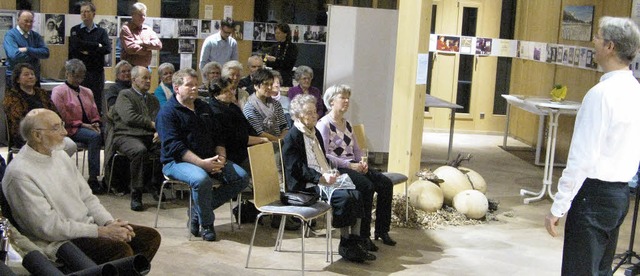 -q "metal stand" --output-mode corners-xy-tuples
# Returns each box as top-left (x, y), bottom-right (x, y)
(520, 109), (560, 204)
(612, 187), (640, 274)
